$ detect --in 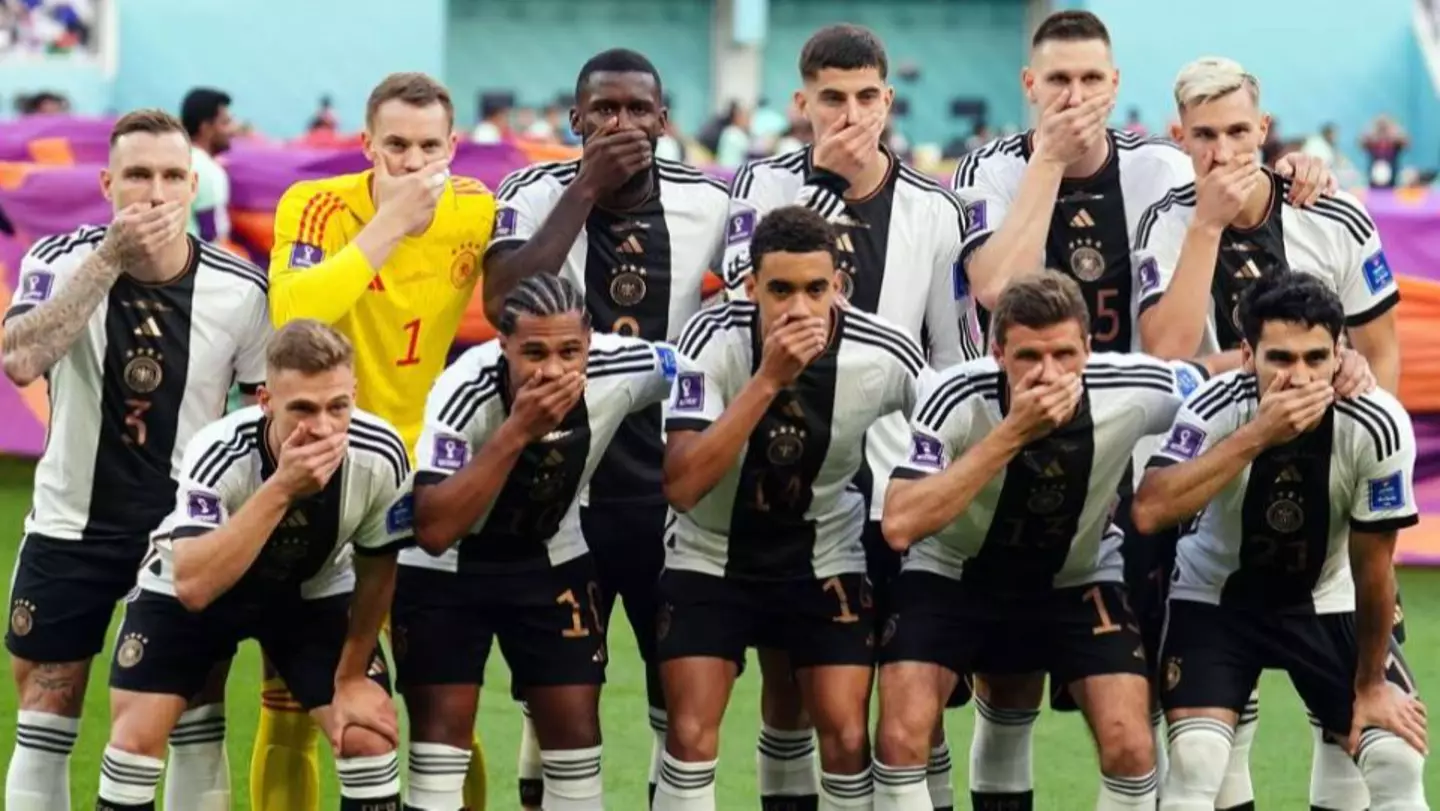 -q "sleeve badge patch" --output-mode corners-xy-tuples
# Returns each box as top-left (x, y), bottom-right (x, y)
(1368, 471), (1406, 511)
(431, 435), (469, 471)
(1161, 422), (1207, 460)
(186, 491), (223, 524)
(674, 371), (705, 411)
